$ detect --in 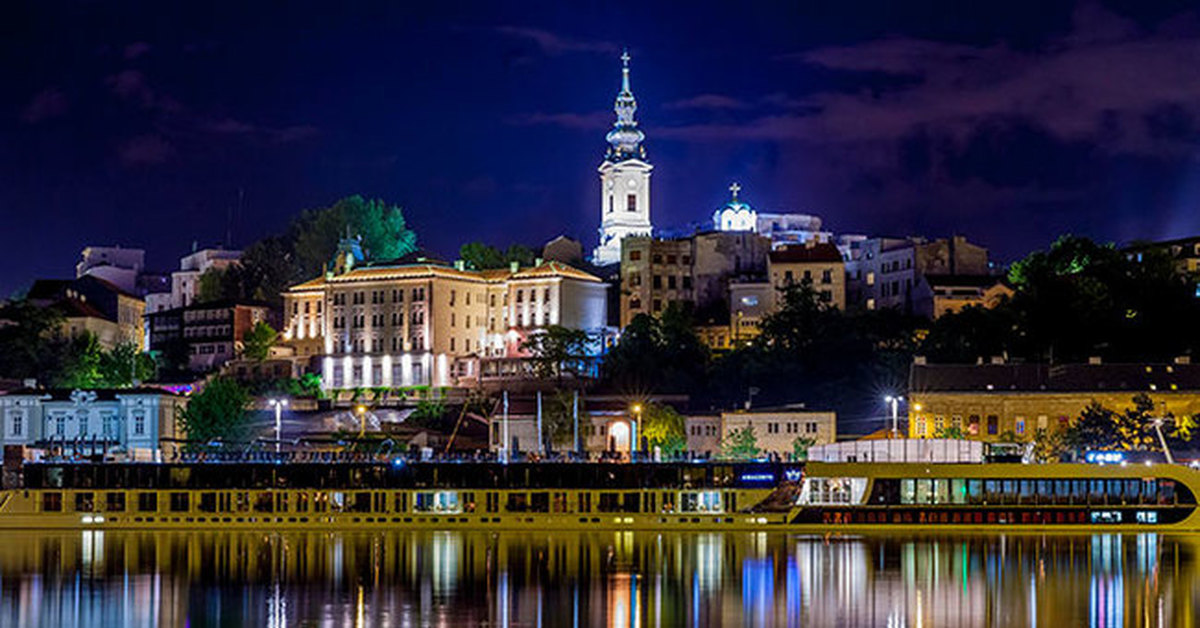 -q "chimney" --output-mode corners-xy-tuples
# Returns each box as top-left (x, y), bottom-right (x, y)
(1088, 356), (1102, 365)
(535, 257), (544, 267)
(453, 260), (465, 271)
(509, 261), (520, 273)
